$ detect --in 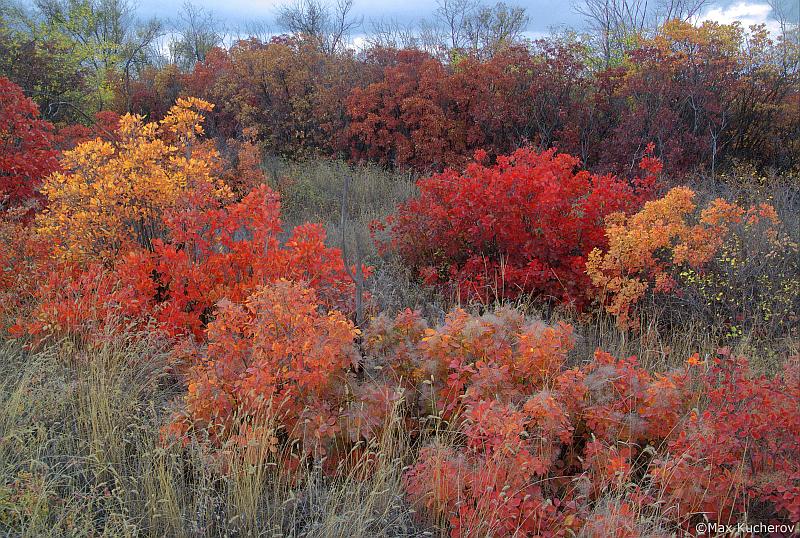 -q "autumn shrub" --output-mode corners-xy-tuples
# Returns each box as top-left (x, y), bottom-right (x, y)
(0, 77), (59, 210)
(676, 211), (799, 340)
(389, 307), (685, 536)
(16, 96), (362, 342)
(652, 351), (800, 528)
(217, 132), (268, 197)
(384, 307), (798, 537)
(346, 49), (472, 171)
(586, 186), (796, 333)
(99, 18), (799, 174)
(37, 97), (232, 263)
(0, 210), (54, 333)
(52, 110), (121, 150)
(165, 279), (400, 470)
(23, 182), (359, 342)
(377, 146), (658, 307)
